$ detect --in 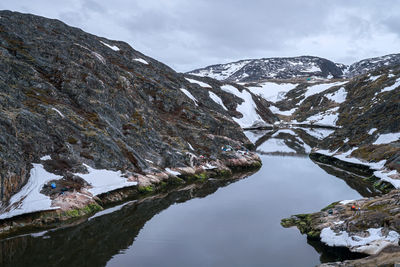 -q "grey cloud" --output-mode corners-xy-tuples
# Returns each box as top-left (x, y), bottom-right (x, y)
(1, 0), (399, 71)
